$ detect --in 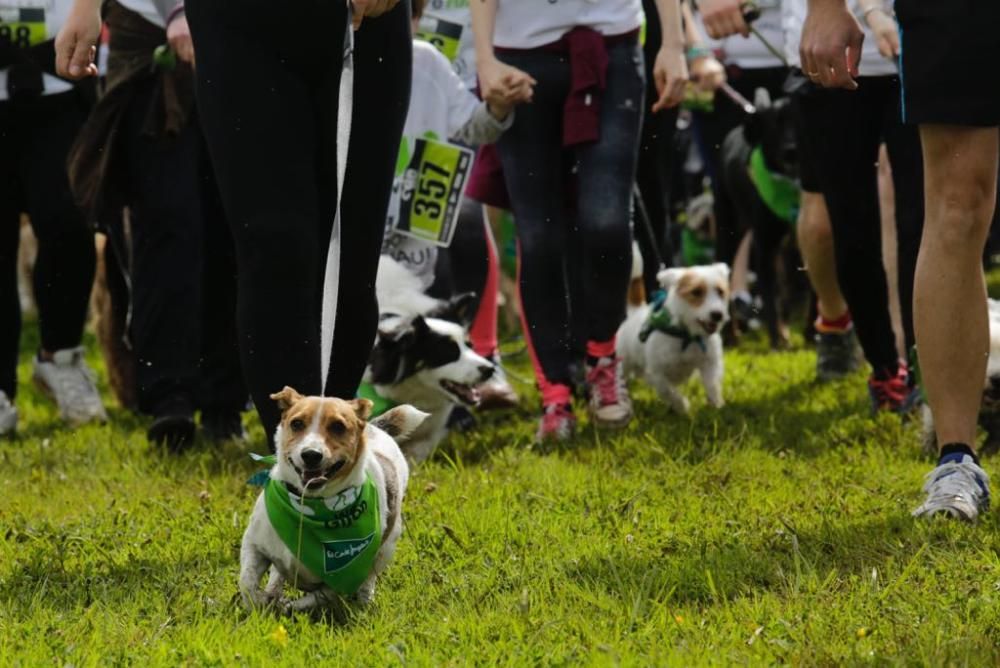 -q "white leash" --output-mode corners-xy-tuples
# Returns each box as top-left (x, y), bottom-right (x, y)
(320, 2), (355, 395)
